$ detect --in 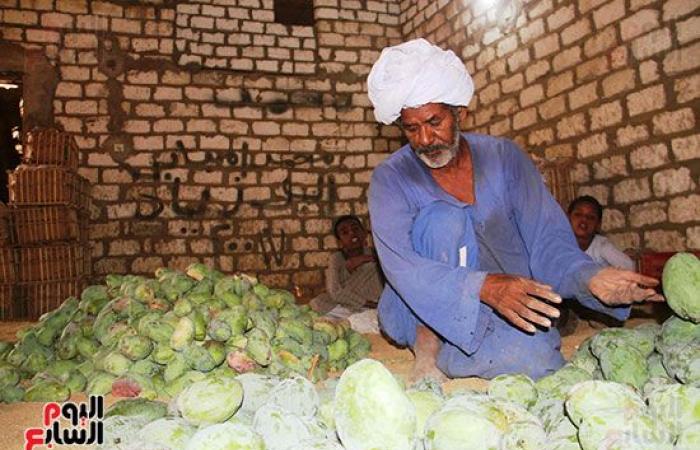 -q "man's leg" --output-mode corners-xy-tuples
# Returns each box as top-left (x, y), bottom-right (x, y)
(408, 201), (476, 382)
